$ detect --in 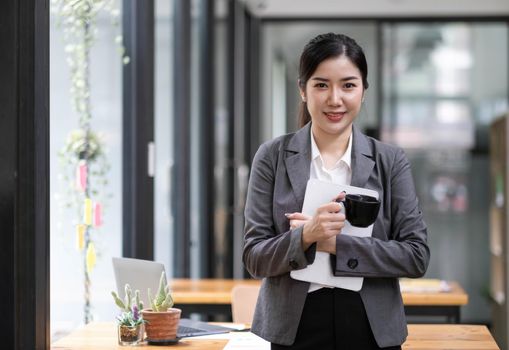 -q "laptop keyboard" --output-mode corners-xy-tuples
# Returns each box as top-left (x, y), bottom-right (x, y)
(177, 325), (205, 336)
